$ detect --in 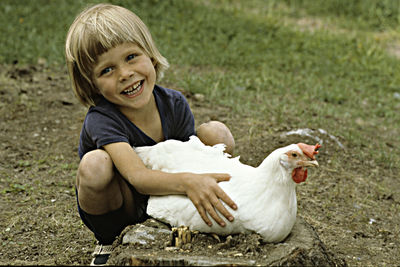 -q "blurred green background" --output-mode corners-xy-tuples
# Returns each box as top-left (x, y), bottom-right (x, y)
(1, 0), (399, 168)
